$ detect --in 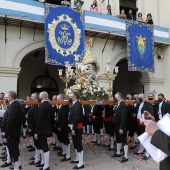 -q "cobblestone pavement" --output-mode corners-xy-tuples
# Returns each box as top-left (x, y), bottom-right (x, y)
(0, 134), (159, 170)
